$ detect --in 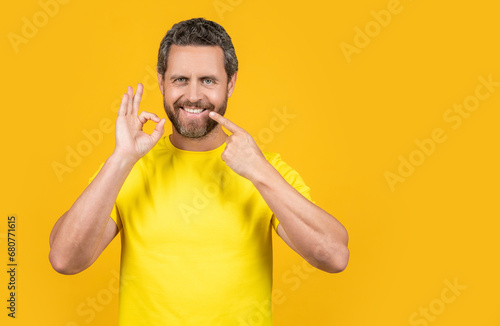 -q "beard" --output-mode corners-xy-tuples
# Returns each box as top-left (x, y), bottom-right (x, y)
(163, 94), (228, 139)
